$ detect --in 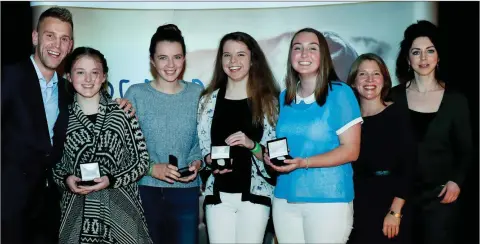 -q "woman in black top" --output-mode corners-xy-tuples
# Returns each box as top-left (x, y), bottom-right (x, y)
(346, 53), (415, 244)
(390, 20), (473, 244)
(197, 32), (279, 243)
